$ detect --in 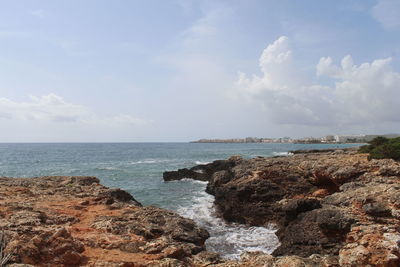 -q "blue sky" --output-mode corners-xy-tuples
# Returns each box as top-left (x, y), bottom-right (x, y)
(0, 0), (399, 142)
